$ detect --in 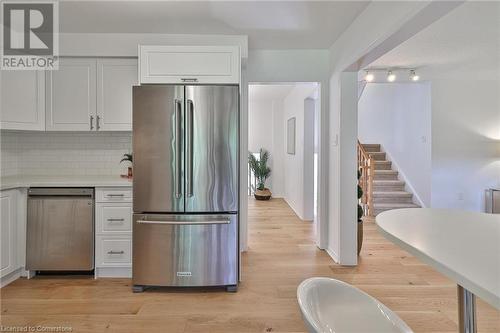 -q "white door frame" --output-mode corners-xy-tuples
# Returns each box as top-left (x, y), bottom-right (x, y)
(246, 81), (326, 249)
